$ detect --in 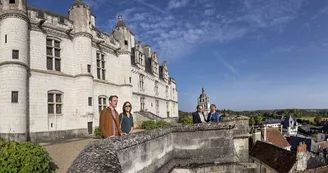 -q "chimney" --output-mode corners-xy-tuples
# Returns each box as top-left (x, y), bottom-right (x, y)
(261, 126), (267, 141)
(296, 142), (307, 171)
(253, 130), (261, 144)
